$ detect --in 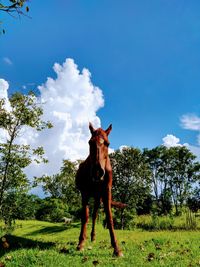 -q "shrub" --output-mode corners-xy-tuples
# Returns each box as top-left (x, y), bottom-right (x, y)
(35, 198), (70, 222)
(187, 197), (200, 213)
(113, 208), (136, 230)
(136, 195), (153, 215)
